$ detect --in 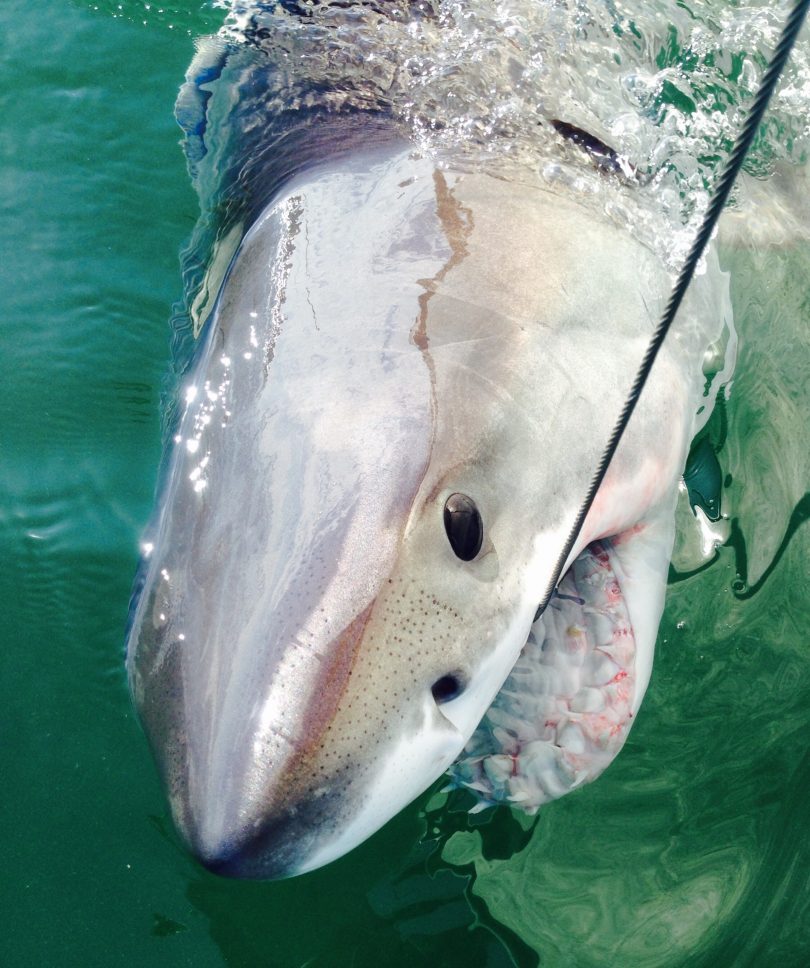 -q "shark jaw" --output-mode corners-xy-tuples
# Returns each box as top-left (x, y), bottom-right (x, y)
(449, 504), (677, 813)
